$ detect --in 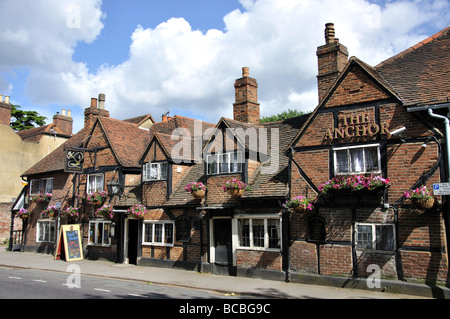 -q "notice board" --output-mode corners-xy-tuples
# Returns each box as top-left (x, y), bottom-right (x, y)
(55, 224), (84, 262)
